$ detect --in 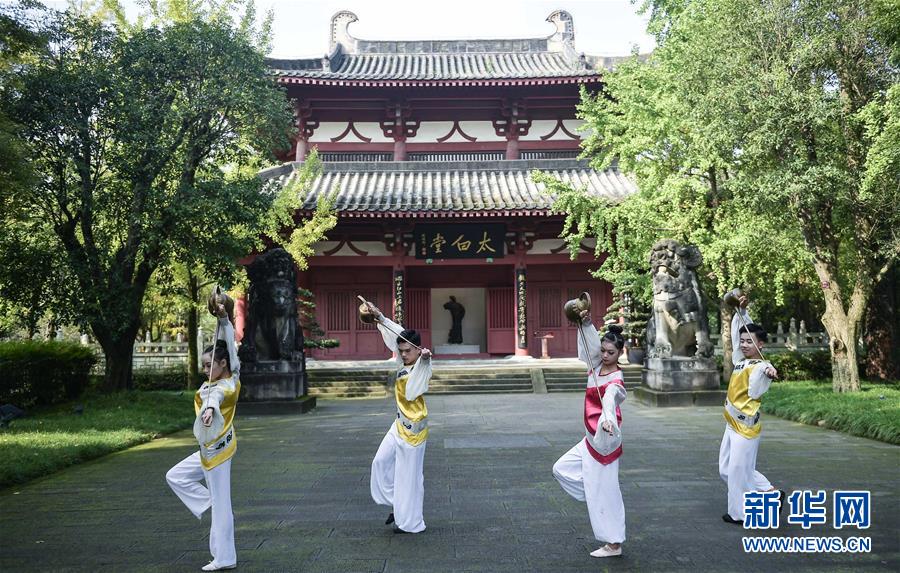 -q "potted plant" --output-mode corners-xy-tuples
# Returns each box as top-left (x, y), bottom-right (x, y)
(605, 283), (649, 366)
